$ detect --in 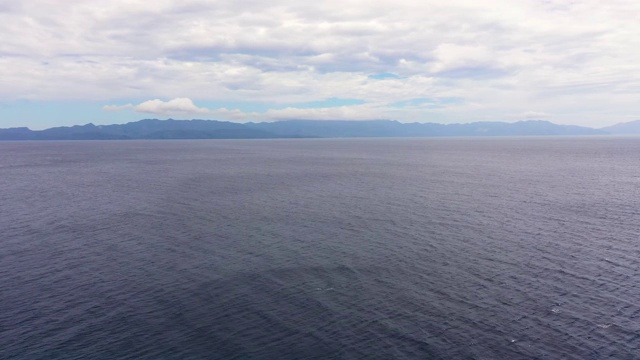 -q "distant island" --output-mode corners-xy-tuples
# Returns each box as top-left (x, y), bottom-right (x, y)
(1, 118), (639, 140)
